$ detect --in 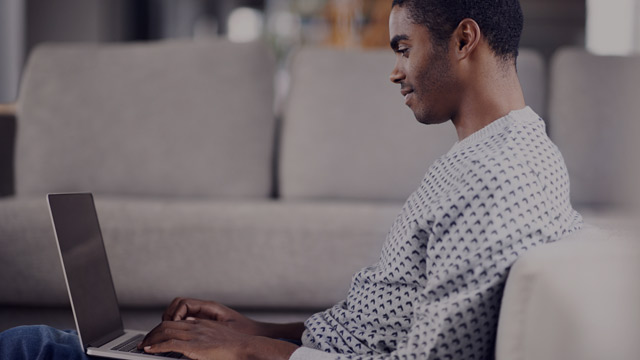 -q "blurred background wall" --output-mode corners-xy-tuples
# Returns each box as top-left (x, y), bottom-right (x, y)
(0, 0), (639, 103)
(0, 0), (24, 103)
